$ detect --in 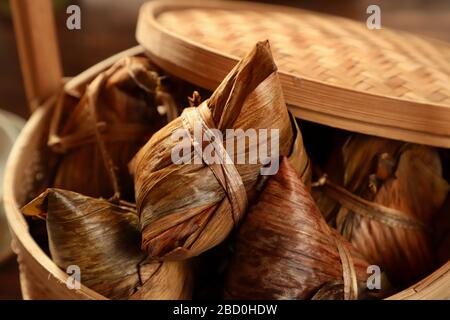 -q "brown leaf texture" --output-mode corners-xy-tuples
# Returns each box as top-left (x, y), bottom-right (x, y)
(49, 56), (177, 201)
(22, 188), (192, 300)
(131, 41), (310, 260)
(314, 135), (449, 287)
(225, 158), (372, 300)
